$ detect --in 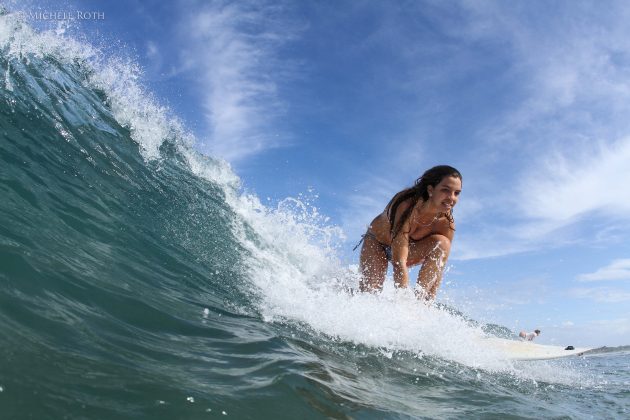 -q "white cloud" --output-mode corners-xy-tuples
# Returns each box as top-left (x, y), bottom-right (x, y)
(582, 317), (630, 337)
(454, 233), (531, 261)
(453, 196), (484, 226)
(459, 2), (630, 140)
(577, 259), (630, 282)
(341, 174), (399, 242)
(569, 286), (630, 303)
(444, 2), (630, 259)
(517, 139), (630, 223)
(146, 40), (158, 61)
(454, 137), (630, 260)
(540, 317), (630, 347)
(177, 0), (298, 163)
